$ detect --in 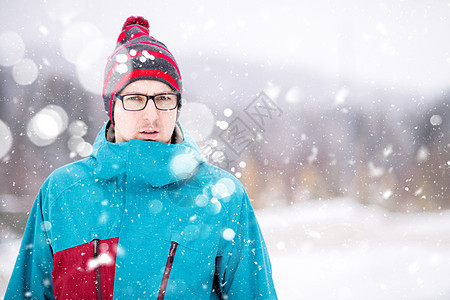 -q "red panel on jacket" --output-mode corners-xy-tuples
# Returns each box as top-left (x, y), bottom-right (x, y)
(53, 237), (119, 299)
